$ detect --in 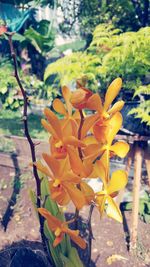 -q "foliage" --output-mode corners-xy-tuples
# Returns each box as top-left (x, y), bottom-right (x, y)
(76, 0), (150, 38)
(44, 52), (101, 90)
(123, 191), (150, 224)
(24, 19), (55, 54)
(0, 109), (47, 139)
(0, 59), (56, 110)
(0, 61), (23, 110)
(45, 24), (150, 124)
(128, 85), (150, 125)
